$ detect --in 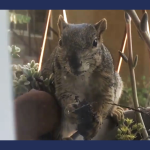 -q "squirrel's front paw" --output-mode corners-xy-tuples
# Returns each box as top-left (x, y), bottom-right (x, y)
(111, 106), (124, 122)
